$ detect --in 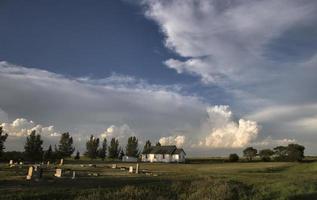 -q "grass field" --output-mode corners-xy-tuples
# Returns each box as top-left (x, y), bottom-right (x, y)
(0, 159), (317, 200)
